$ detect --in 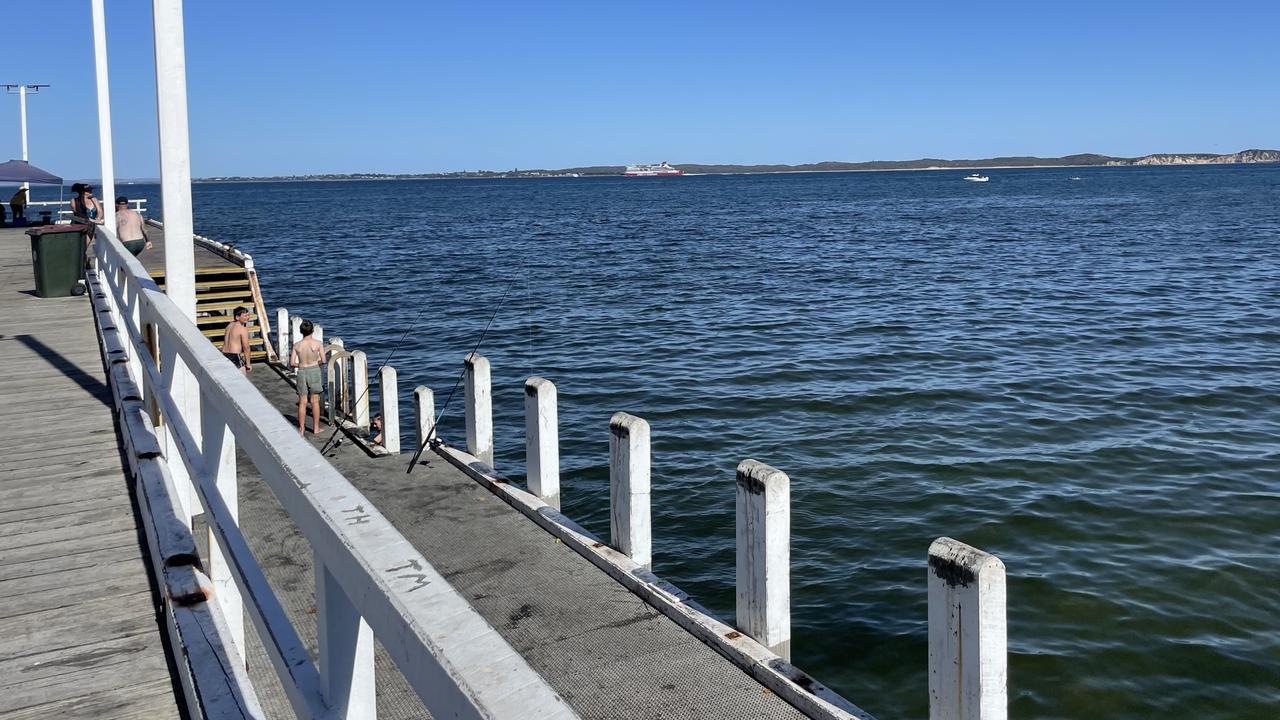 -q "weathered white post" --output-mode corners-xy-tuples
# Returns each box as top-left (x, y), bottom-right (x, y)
(352, 350), (369, 429)
(524, 377), (560, 510)
(463, 352), (493, 466)
(928, 537), (1007, 720)
(379, 366), (400, 453)
(414, 386), (435, 453)
(290, 315), (302, 347)
(314, 323), (324, 348)
(200, 390), (243, 657)
(609, 412), (651, 569)
(152, 0), (201, 526)
(315, 555), (375, 719)
(91, 0), (117, 233)
(735, 459), (791, 661)
(276, 307), (289, 362)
